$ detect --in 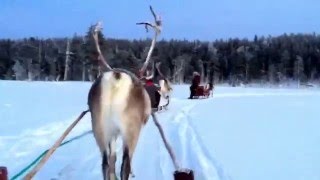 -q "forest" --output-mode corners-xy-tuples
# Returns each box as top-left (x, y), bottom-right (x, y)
(1, 25), (320, 86)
